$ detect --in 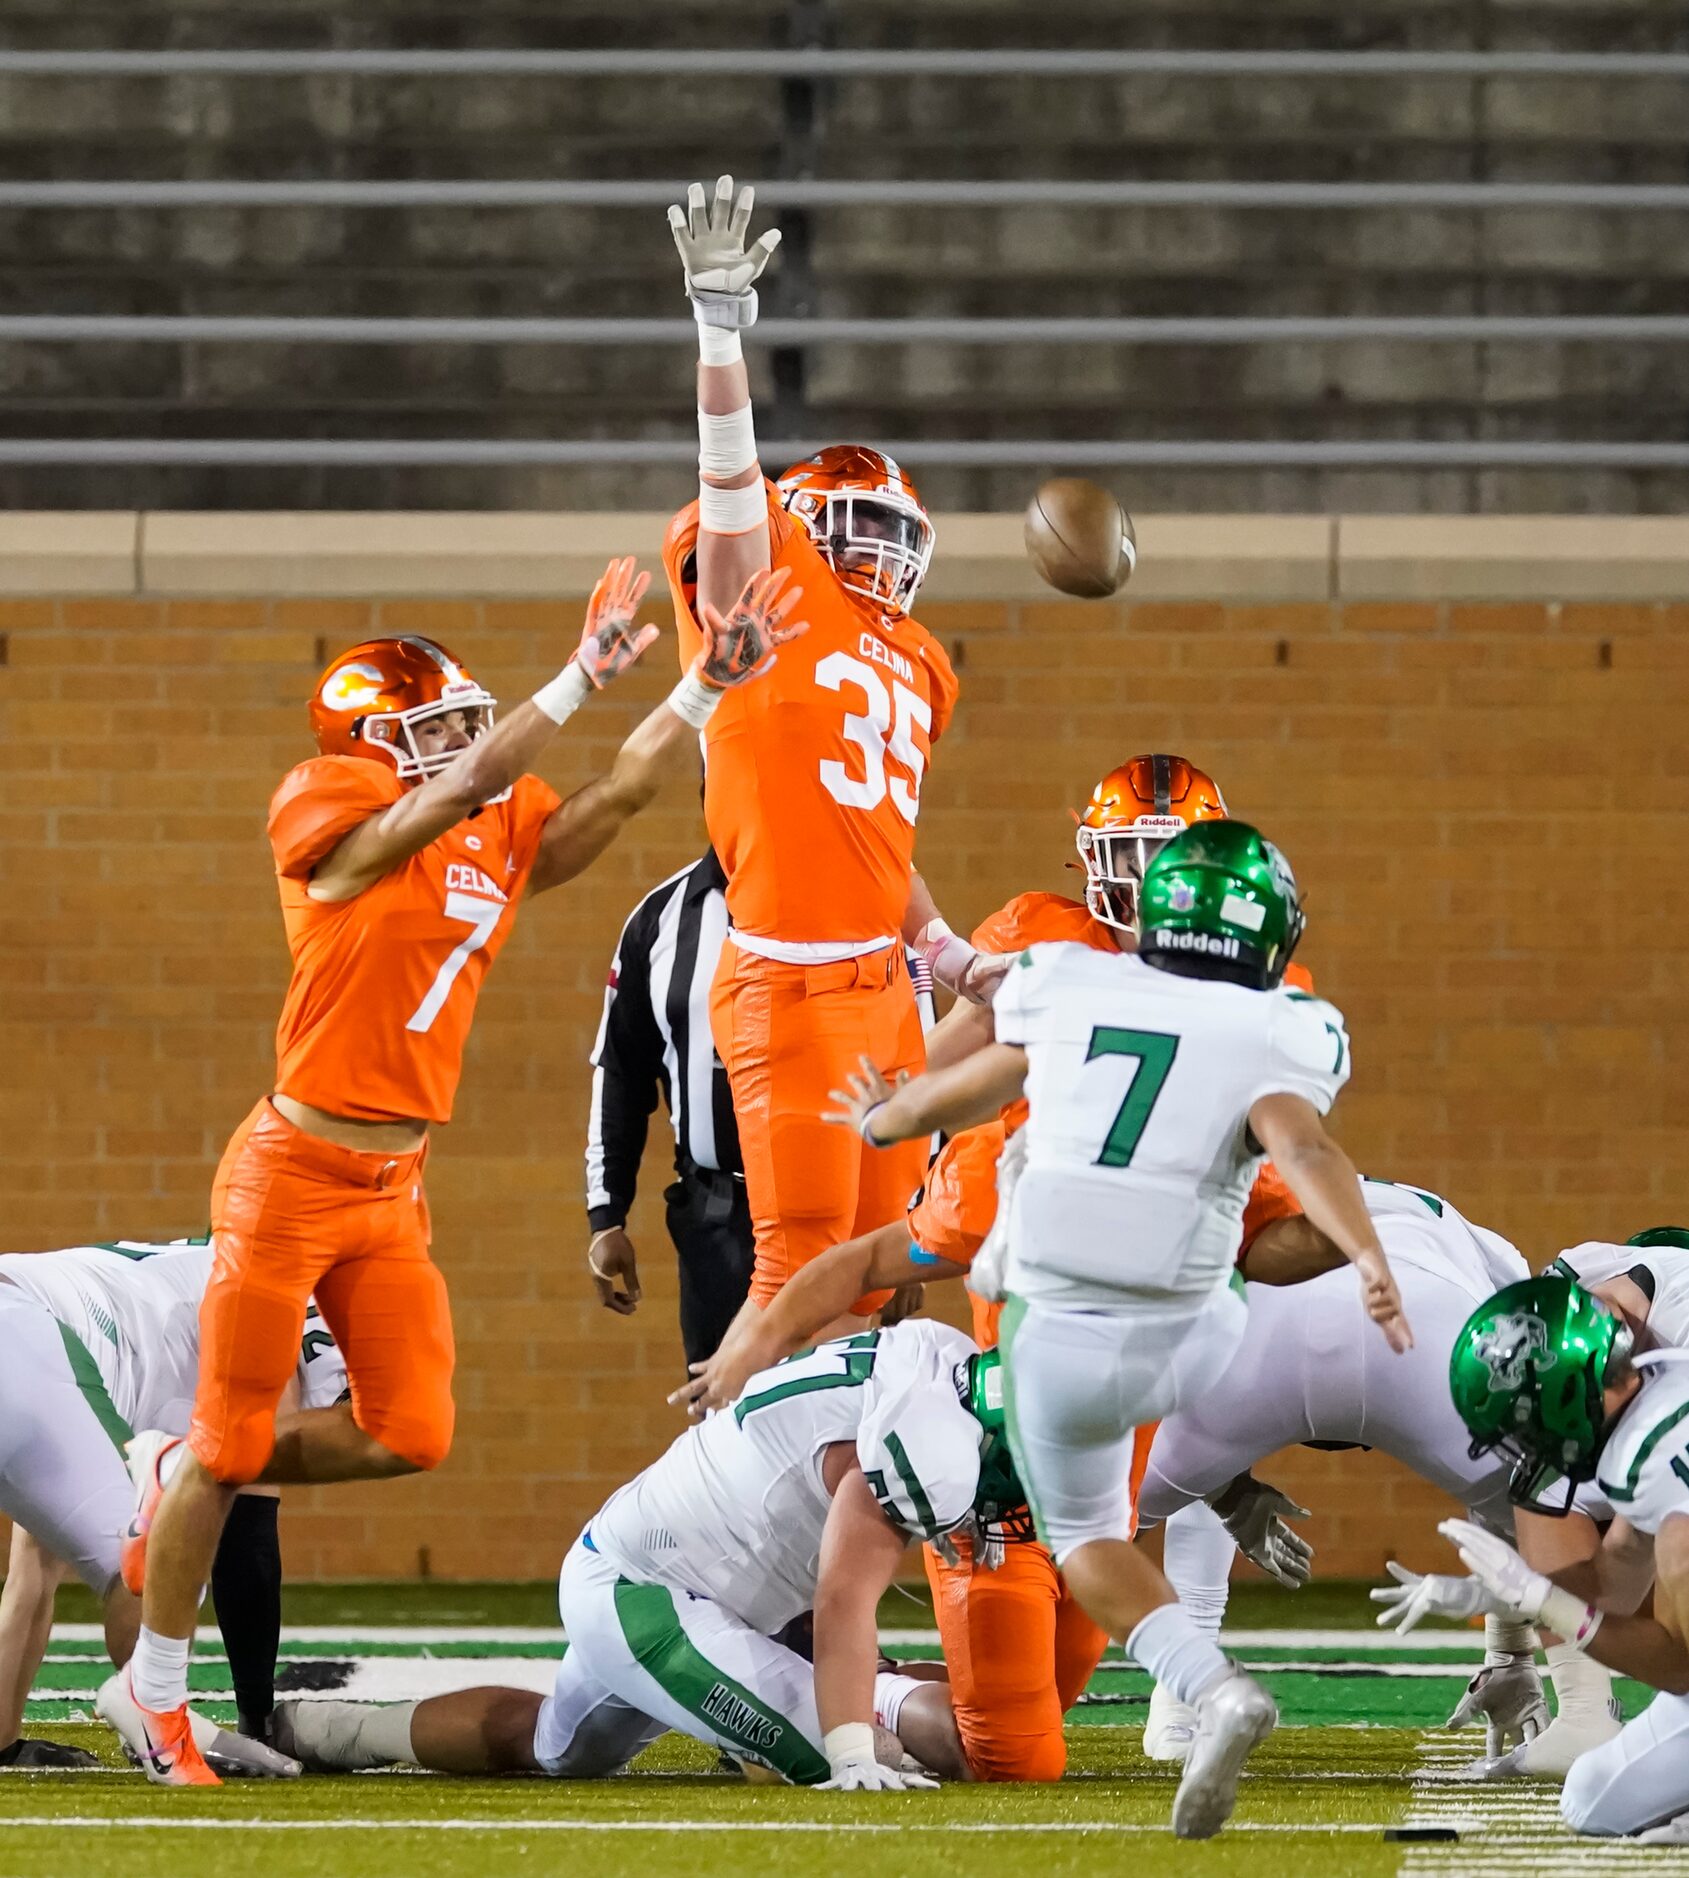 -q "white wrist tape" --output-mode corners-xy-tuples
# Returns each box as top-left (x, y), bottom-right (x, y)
(698, 404), (758, 480)
(823, 1722), (876, 1771)
(532, 662), (592, 726)
(699, 478), (767, 535)
(1538, 1584), (1604, 1650)
(1483, 1611), (1538, 1660)
(697, 323), (742, 366)
(667, 666), (724, 729)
